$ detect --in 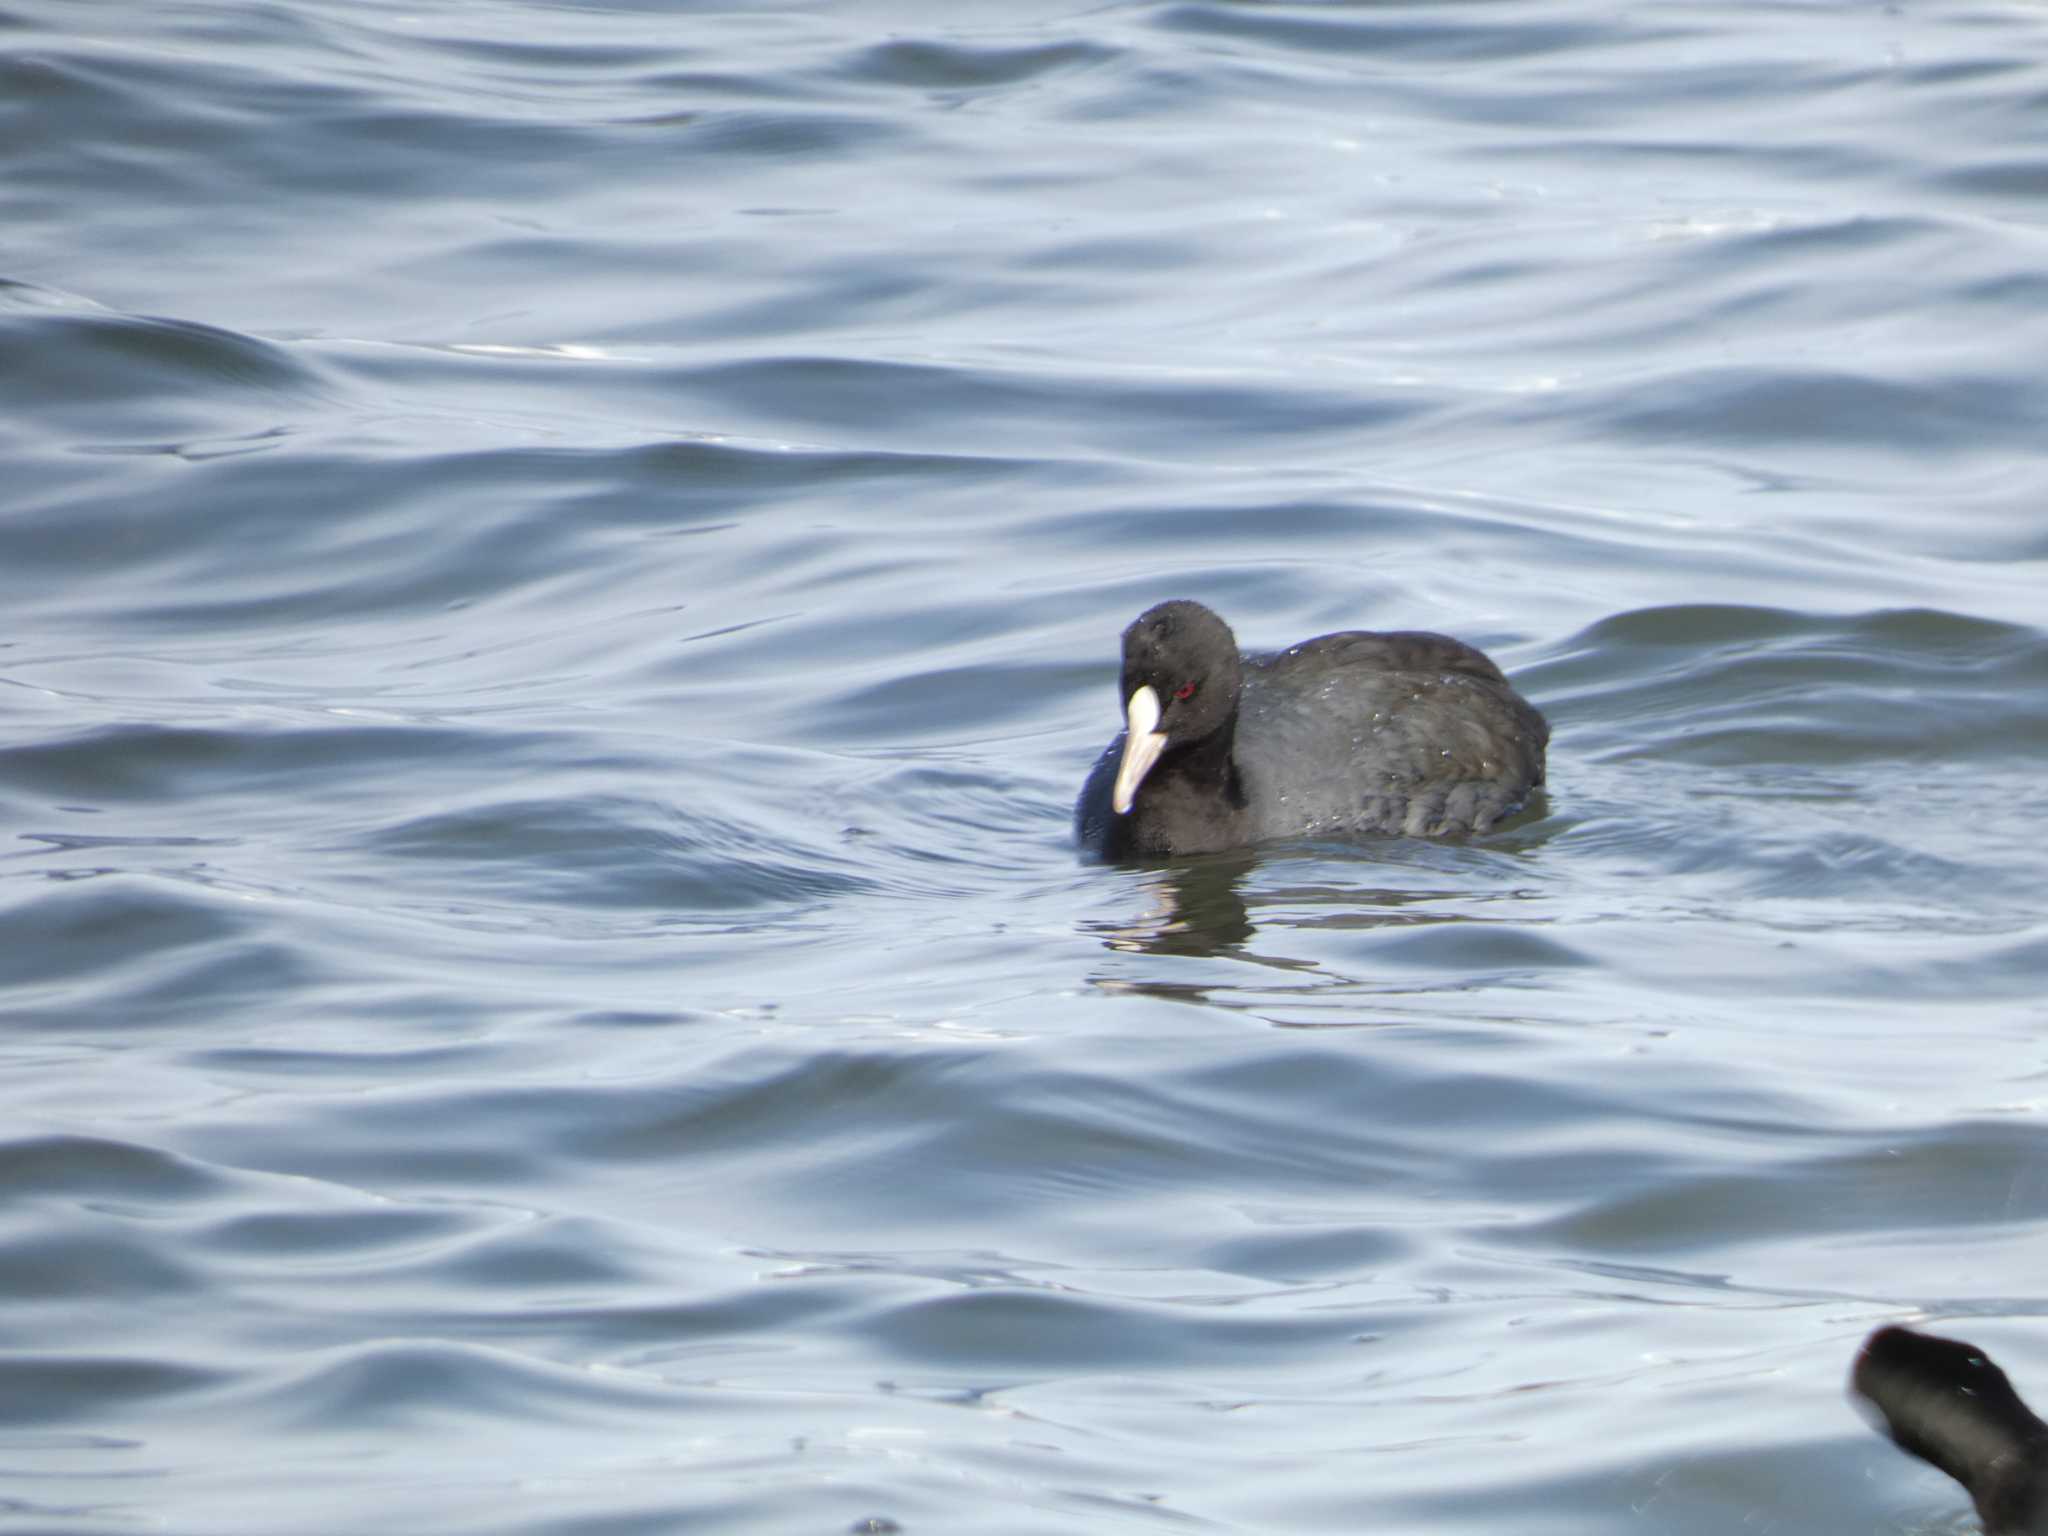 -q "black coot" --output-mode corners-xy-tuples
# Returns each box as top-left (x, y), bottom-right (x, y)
(1853, 1325), (2048, 1536)
(1076, 599), (1548, 859)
